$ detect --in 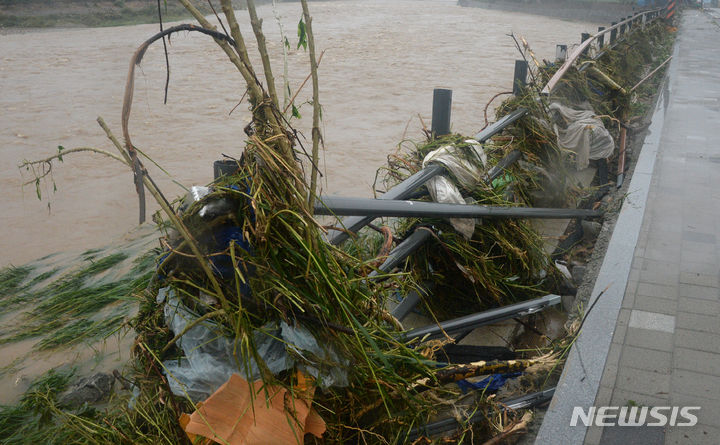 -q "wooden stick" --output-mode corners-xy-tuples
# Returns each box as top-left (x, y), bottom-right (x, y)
(629, 55), (672, 92)
(179, 0), (262, 104)
(246, 0), (280, 107)
(301, 0), (322, 206)
(282, 50), (325, 115)
(97, 117), (228, 308)
(19, 147), (128, 169)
